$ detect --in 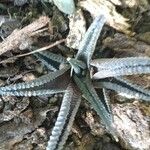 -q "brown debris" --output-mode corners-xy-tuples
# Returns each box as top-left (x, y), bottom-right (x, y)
(79, 0), (131, 34)
(0, 106), (52, 150)
(0, 16), (50, 55)
(110, 0), (150, 11)
(103, 33), (150, 57)
(0, 97), (30, 124)
(13, 127), (47, 150)
(113, 102), (150, 150)
(0, 65), (19, 77)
